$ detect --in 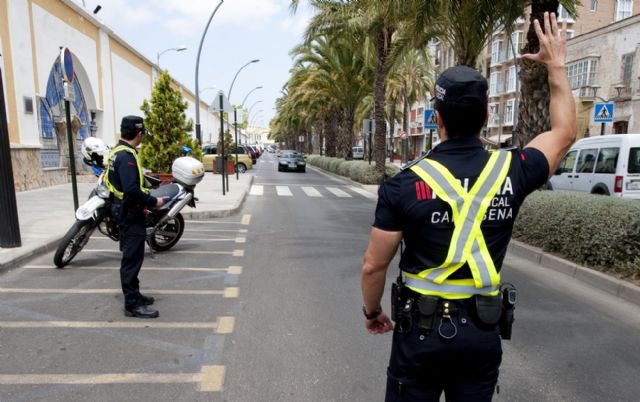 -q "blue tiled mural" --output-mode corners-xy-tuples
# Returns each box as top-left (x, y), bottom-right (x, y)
(37, 56), (90, 168)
